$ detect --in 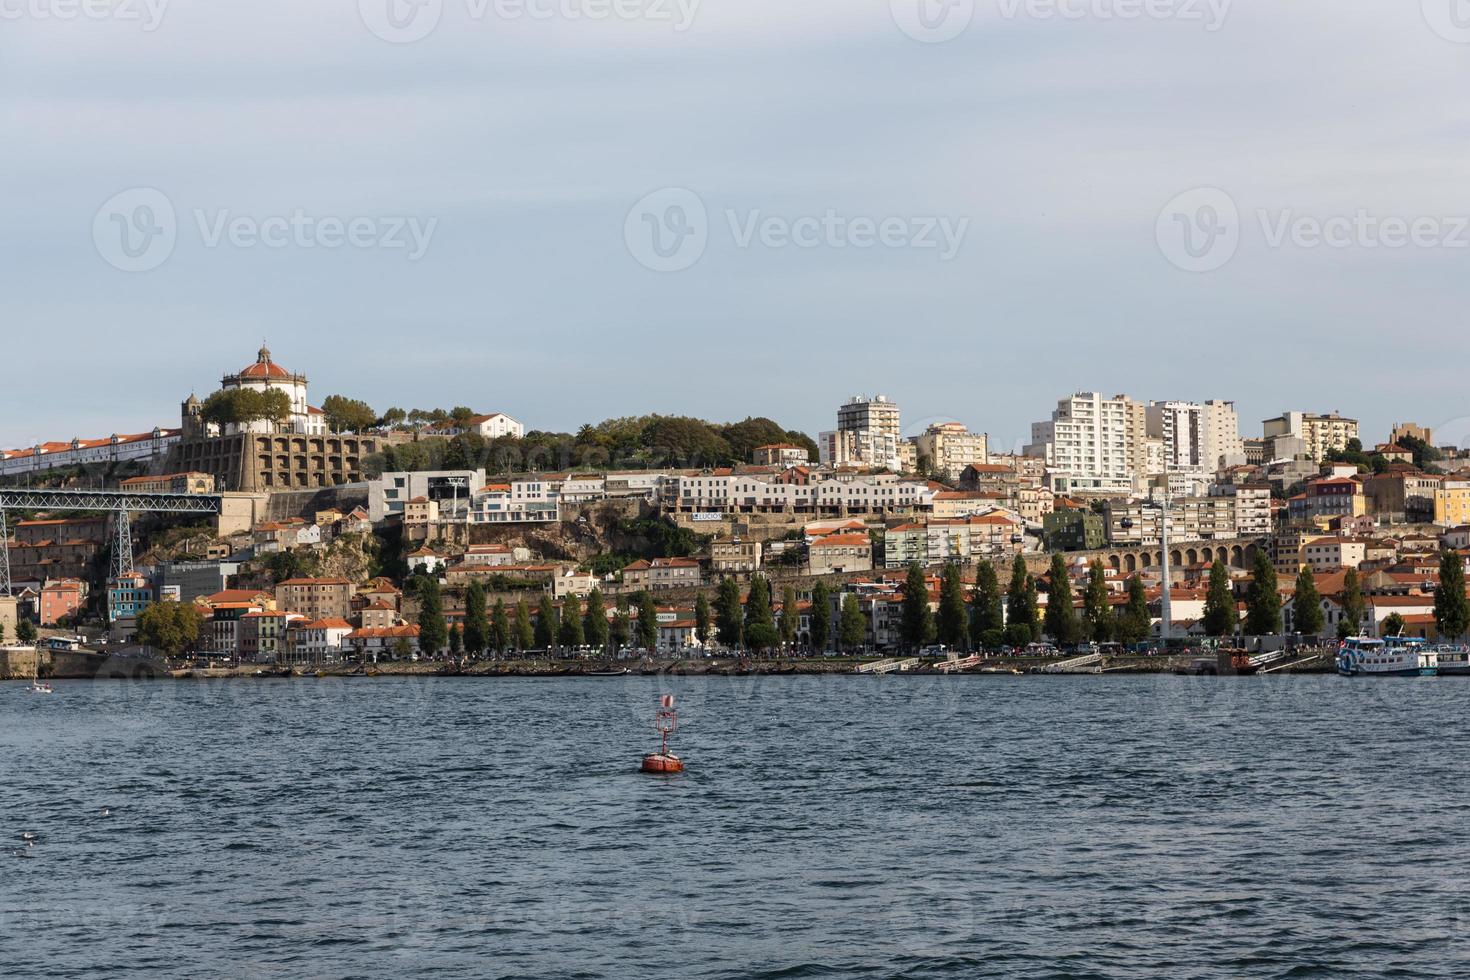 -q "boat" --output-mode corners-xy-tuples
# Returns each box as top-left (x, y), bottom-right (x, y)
(26, 657), (53, 694)
(1336, 636), (1437, 677)
(1431, 644), (1470, 676)
(587, 667), (629, 677)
